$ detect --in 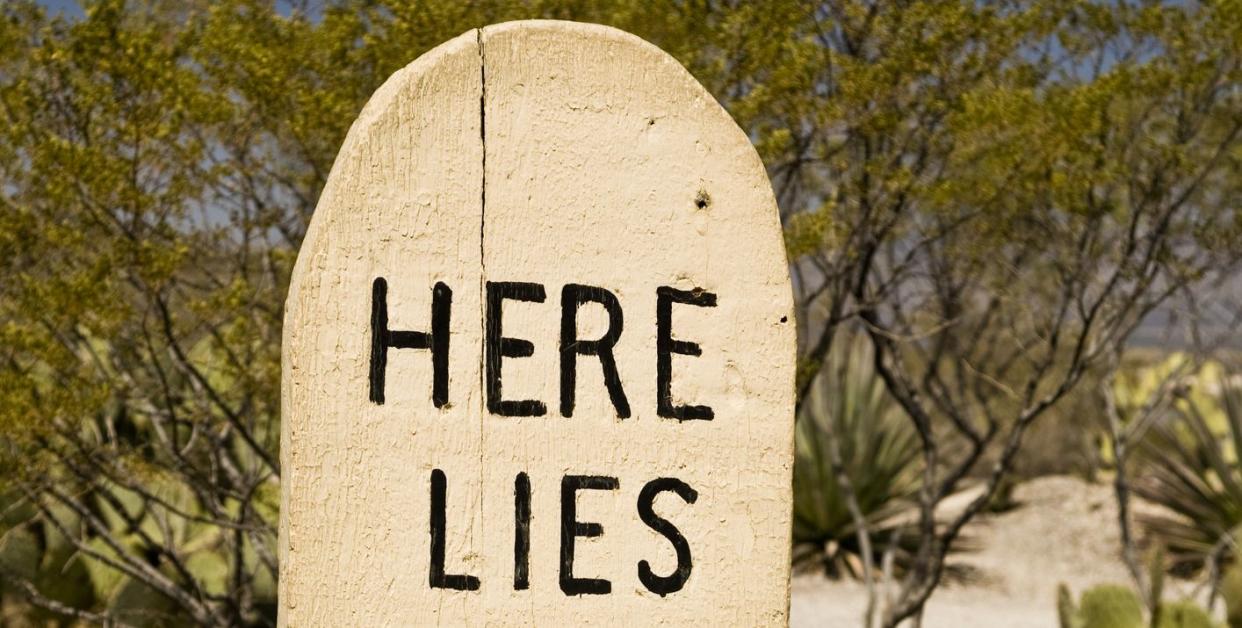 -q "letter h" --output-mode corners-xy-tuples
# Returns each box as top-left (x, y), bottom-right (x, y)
(369, 277), (451, 406)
